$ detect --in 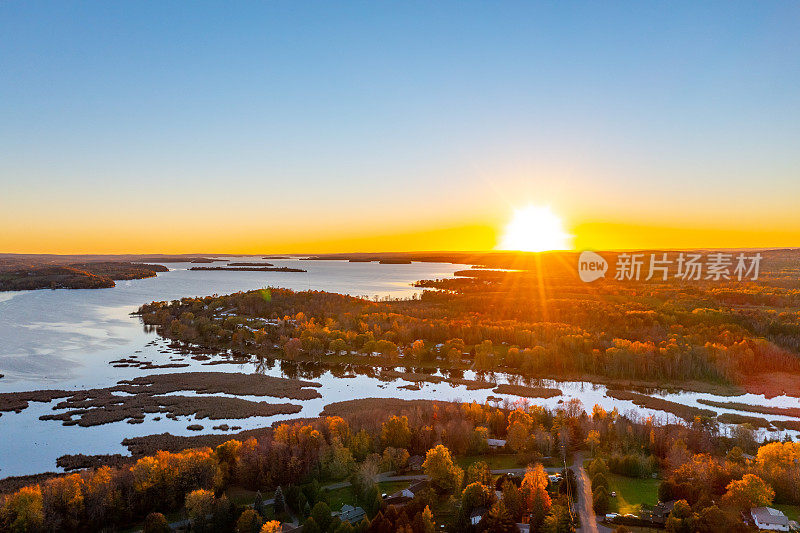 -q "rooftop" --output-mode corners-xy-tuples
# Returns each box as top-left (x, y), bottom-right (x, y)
(751, 507), (789, 526)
